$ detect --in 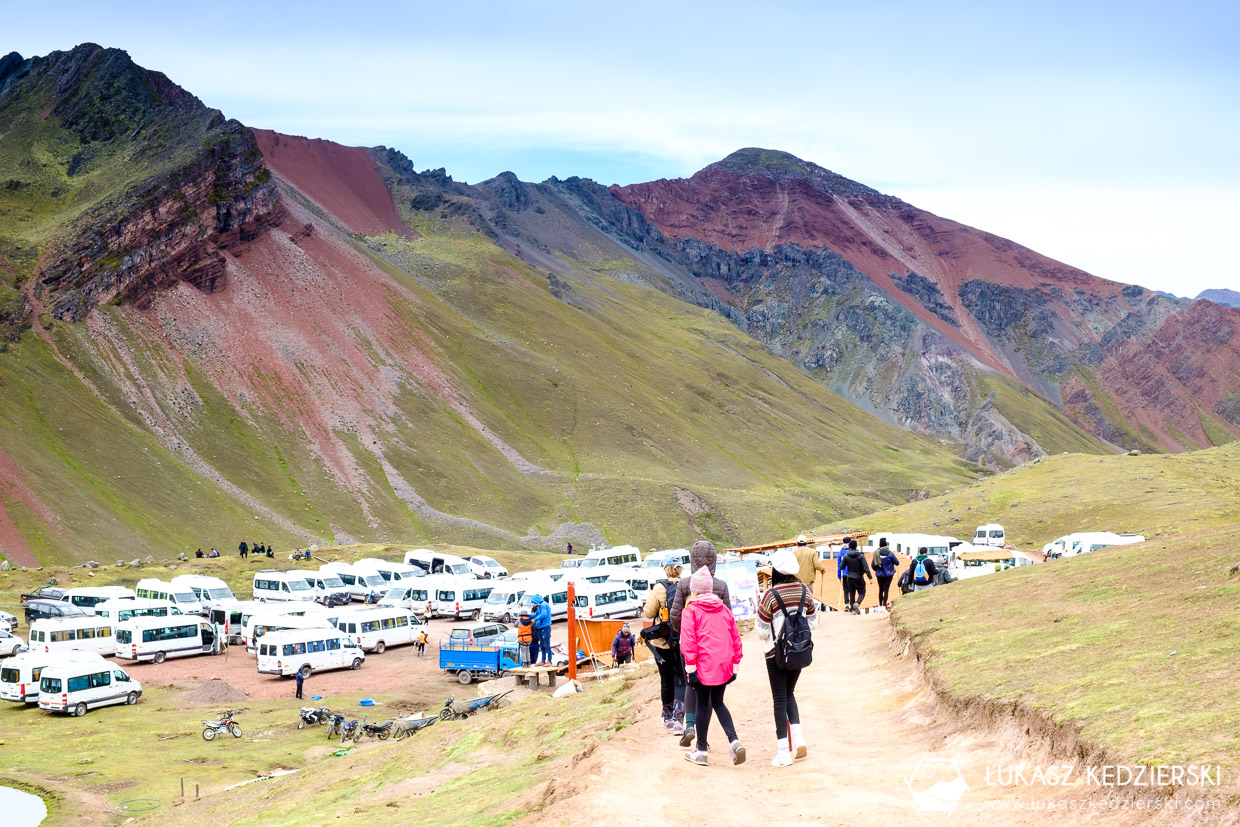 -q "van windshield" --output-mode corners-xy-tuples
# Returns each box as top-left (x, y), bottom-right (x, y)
(447, 563), (469, 575)
(116, 629), (132, 644)
(579, 558), (599, 568)
(321, 576), (345, 589)
(989, 531), (1004, 539)
(174, 592), (197, 603)
(287, 579), (311, 592)
(362, 575), (385, 587)
(485, 592), (509, 604)
(207, 588), (234, 600)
